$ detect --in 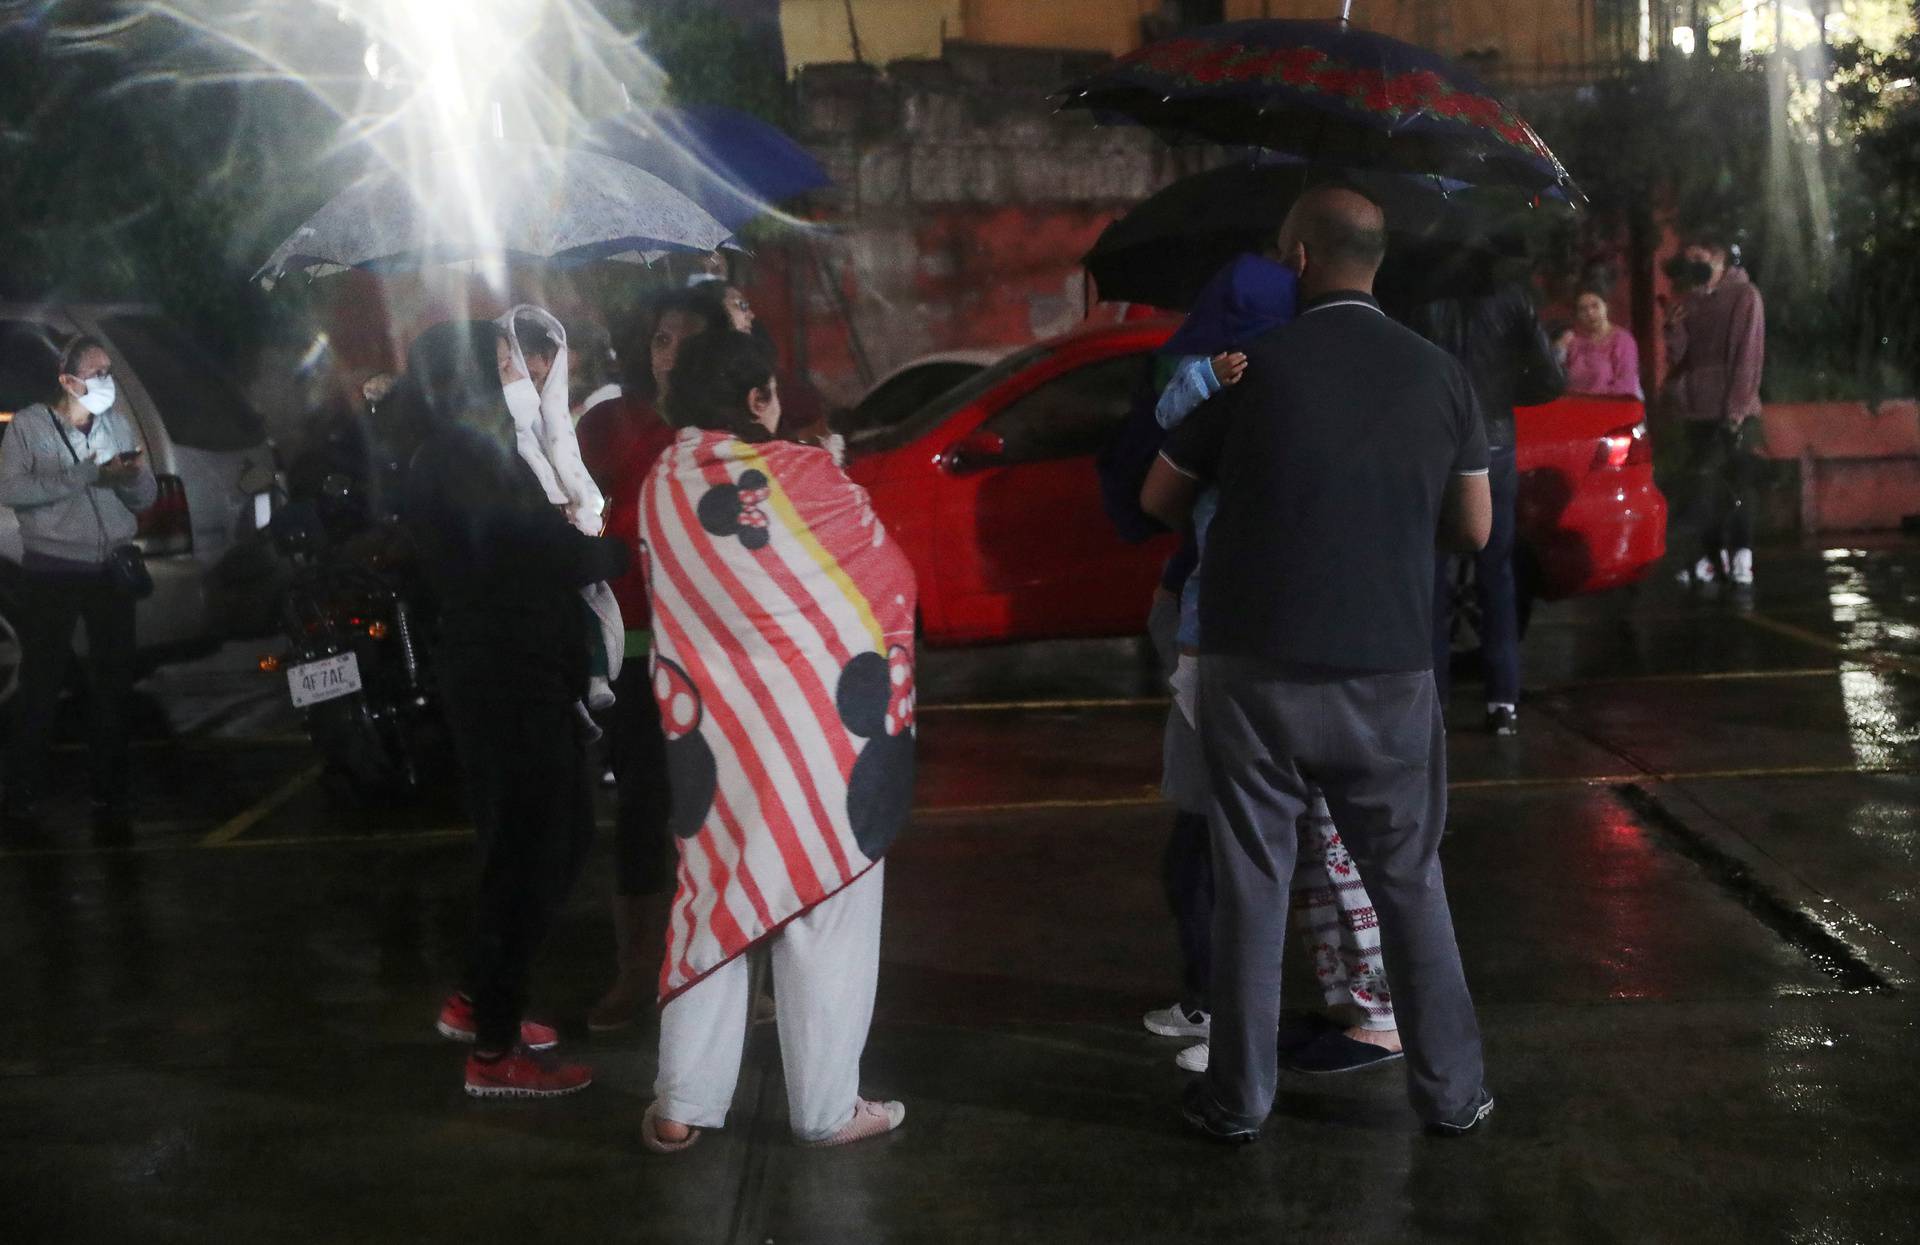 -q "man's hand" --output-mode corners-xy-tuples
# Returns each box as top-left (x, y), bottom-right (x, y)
(1209, 352), (1248, 387)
